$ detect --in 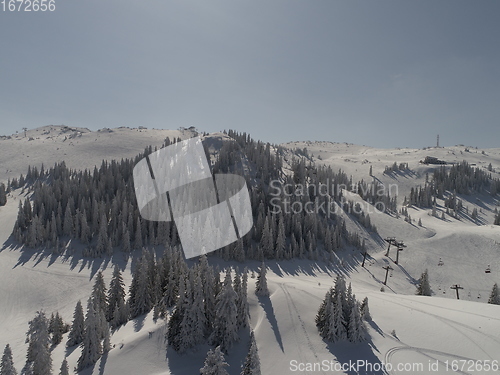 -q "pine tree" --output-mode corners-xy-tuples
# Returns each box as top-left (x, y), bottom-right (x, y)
(241, 331), (261, 375)
(50, 312), (65, 346)
(348, 302), (367, 343)
(190, 272), (207, 346)
(134, 217), (143, 249)
(63, 203), (73, 237)
(110, 298), (128, 329)
(67, 300), (85, 347)
(275, 215), (286, 260)
(1, 344), (17, 375)
(234, 238), (245, 262)
(210, 274), (239, 353)
(331, 293), (347, 342)
(24, 311), (52, 375)
(167, 276), (186, 352)
(315, 289), (331, 337)
(122, 228), (131, 253)
(0, 184), (7, 207)
(200, 346), (229, 375)
(176, 276), (196, 353)
(488, 283), (500, 305)
(129, 250), (153, 318)
(77, 299), (102, 371)
(58, 359), (68, 375)
(260, 216), (274, 259)
(416, 269), (432, 296)
(360, 297), (371, 321)
(107, 266), (126, 324)
(91, 271), (108, 339)
(96, 214), (108, 256)
(236, 269), (249, 328)
(255, 262), (269, 297)
(202, 261), (217, 334)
